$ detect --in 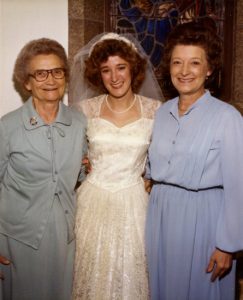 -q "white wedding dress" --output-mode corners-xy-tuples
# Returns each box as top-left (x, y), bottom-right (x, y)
(72, 94), (160, 300)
